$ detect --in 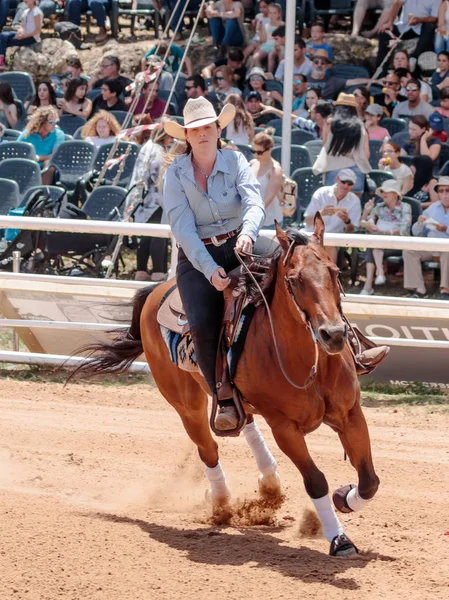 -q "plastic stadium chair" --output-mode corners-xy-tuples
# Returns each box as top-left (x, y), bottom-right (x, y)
(90, 141), (140, 188)
(0, 158), (42, 198)
(265, 118), (283, 136)
(0, 178), (21, 214)
(235, 144), (254, 161)
(291, 129), (315, 145)
(332, 64), (371, 79)
(87, 88), (101, 101)
(265, 80), (284, 95)
(367, 169), (395, 189)
(19, 185), (66, 209)
(73, 126), (84, 140)
(309, 0), (354, 23)
(369, 140), (383, 170)
(304, 139), (322, 164)
(49, 141), (96, 190)
(272, 145), (312, 172)
(81, 185), (128, 220)
(391, 131), (410, 148)
(59, 115), (87, 136)
(157, 89), (179, 115)
(381, 118), (407, 137)
(291, 167), (323, 220)
(0, 72), (35, 108)
(110, 110), (129, 125)
(0, 141), (36, 161)
(438, 142), (449, 169)
(3, 128), (20, 141)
